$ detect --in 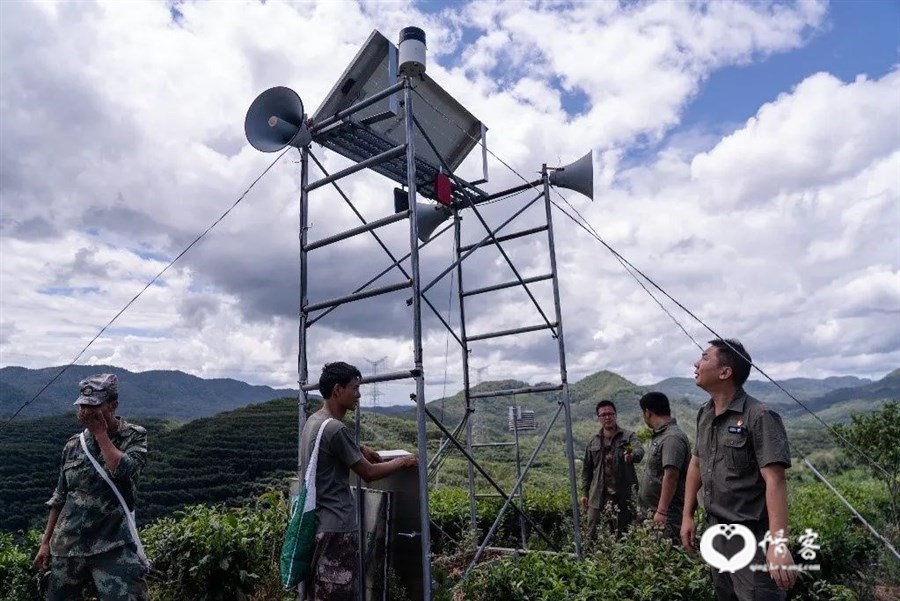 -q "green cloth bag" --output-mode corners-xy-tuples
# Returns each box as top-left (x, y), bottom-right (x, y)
(281, 417), (333, 589)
